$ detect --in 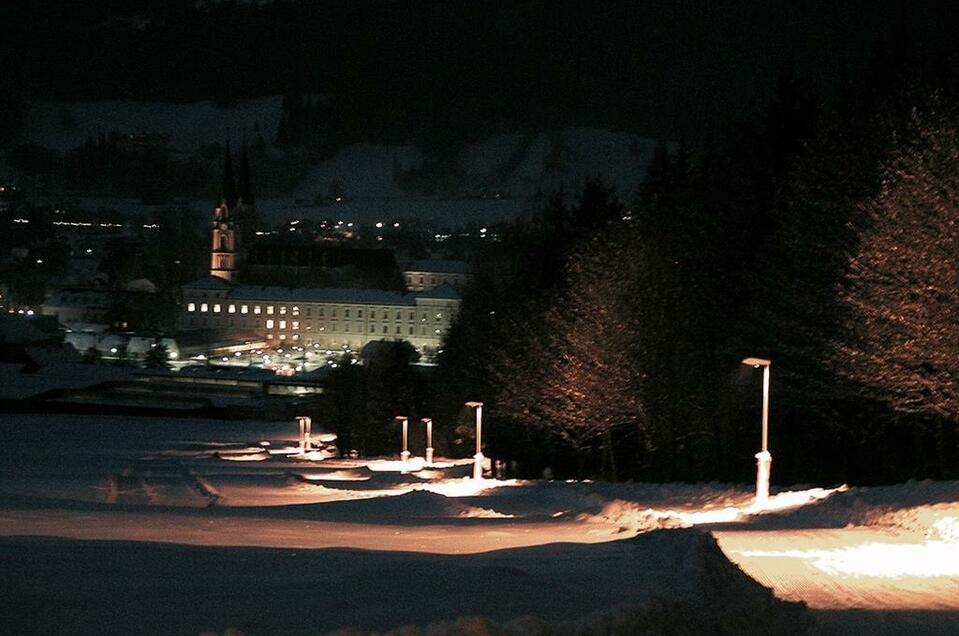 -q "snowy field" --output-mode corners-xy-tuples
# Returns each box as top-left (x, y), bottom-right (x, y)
(1, 413), (957, 635)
